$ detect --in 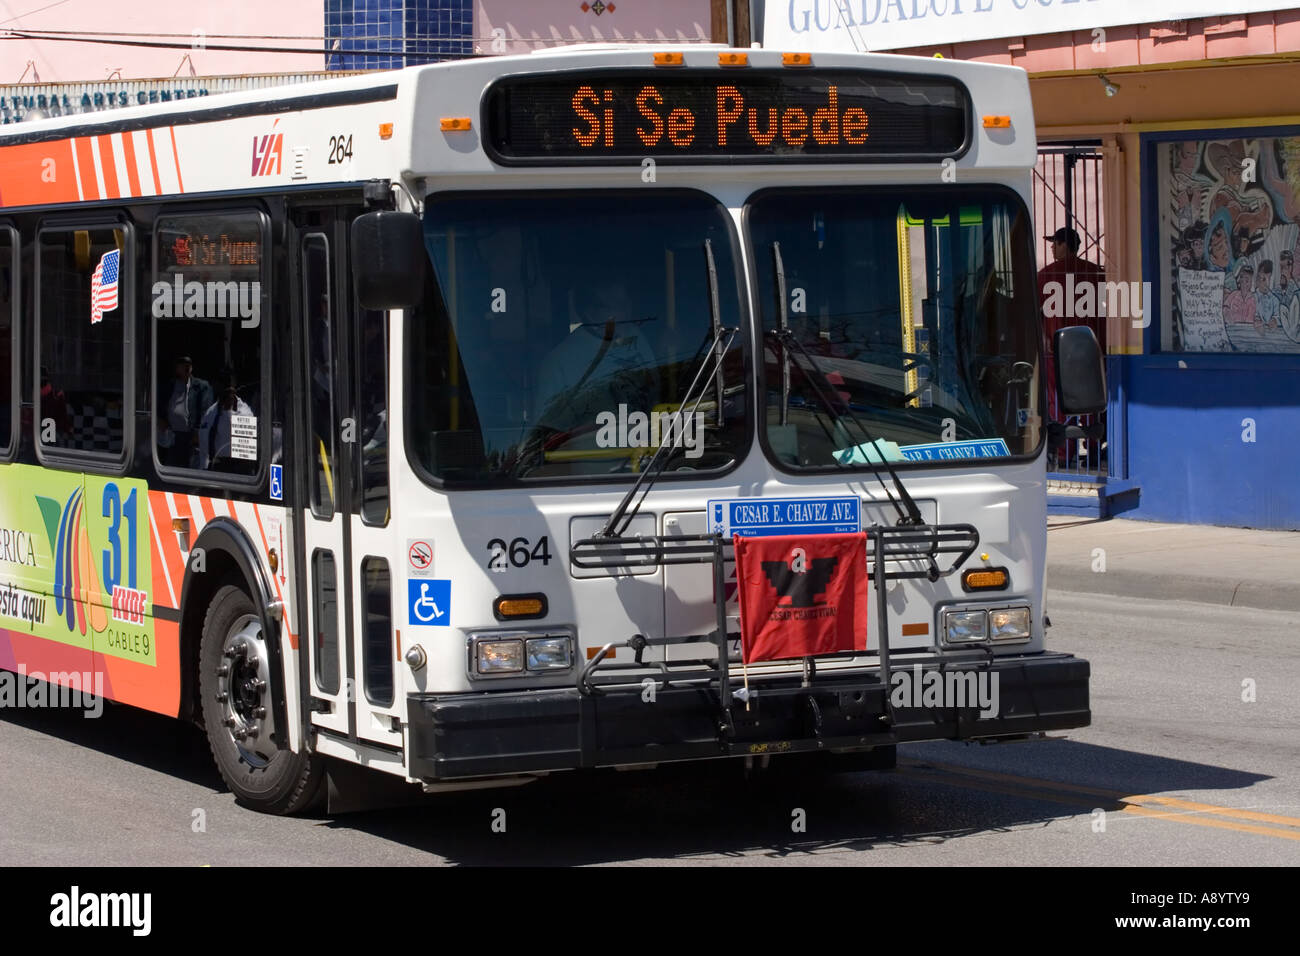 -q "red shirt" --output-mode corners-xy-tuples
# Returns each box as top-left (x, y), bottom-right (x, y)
(1037, 256), (1106, 419)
